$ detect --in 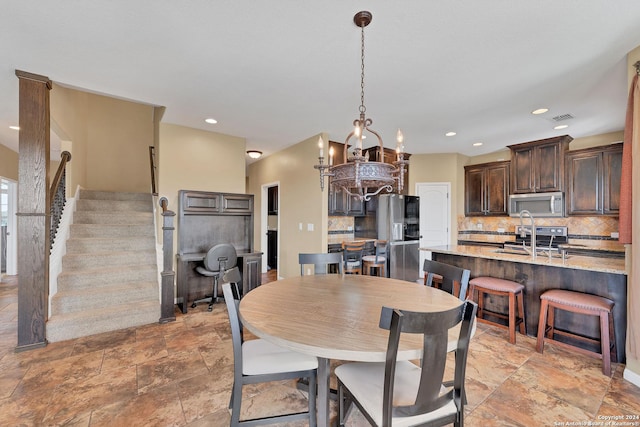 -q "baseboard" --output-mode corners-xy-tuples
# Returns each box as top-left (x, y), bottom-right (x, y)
(623, 366), (640, 387)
